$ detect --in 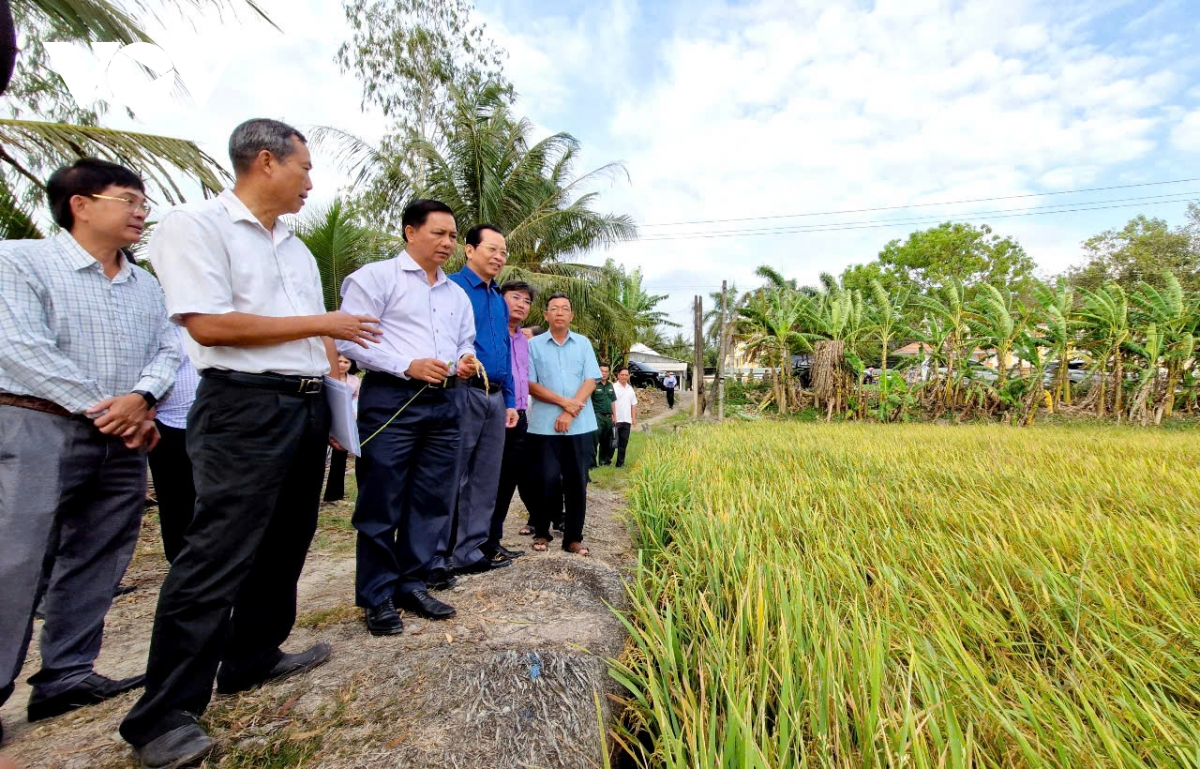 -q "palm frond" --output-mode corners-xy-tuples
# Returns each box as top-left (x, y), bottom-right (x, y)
(0, 118), (228, 201)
